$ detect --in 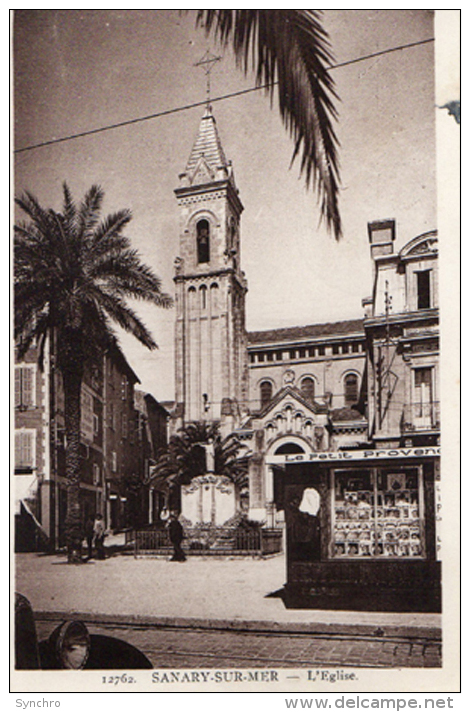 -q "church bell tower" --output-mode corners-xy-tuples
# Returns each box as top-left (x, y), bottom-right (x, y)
(173, 106), (248, 435)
